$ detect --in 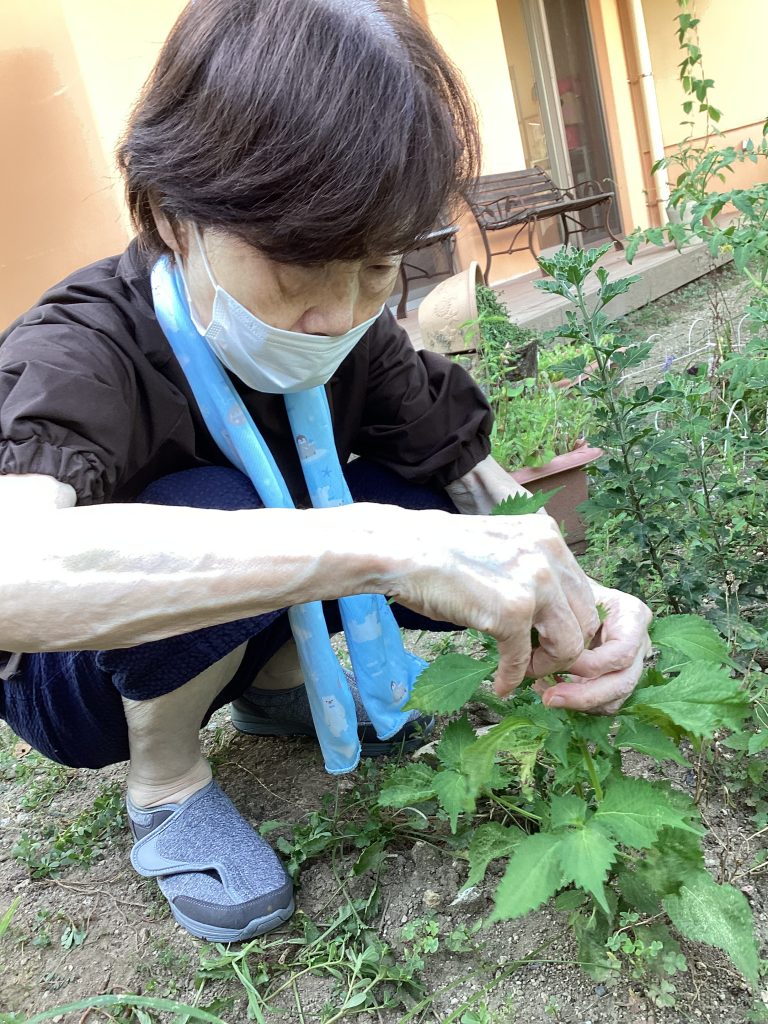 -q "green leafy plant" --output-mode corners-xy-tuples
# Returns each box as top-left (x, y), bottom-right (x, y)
(375, 478), (760, 989)
(626, 1), (768, 327)
(604, 914), (687, 1008)
(473, 286), (539, 387)
(12, 782), (126, 878)
(465, 284), (595, 471)
(489, 378), (594, 470)
(259, 758), (430, 880)
(536, 245), (768, 644)
(380, 603), (759, 988)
